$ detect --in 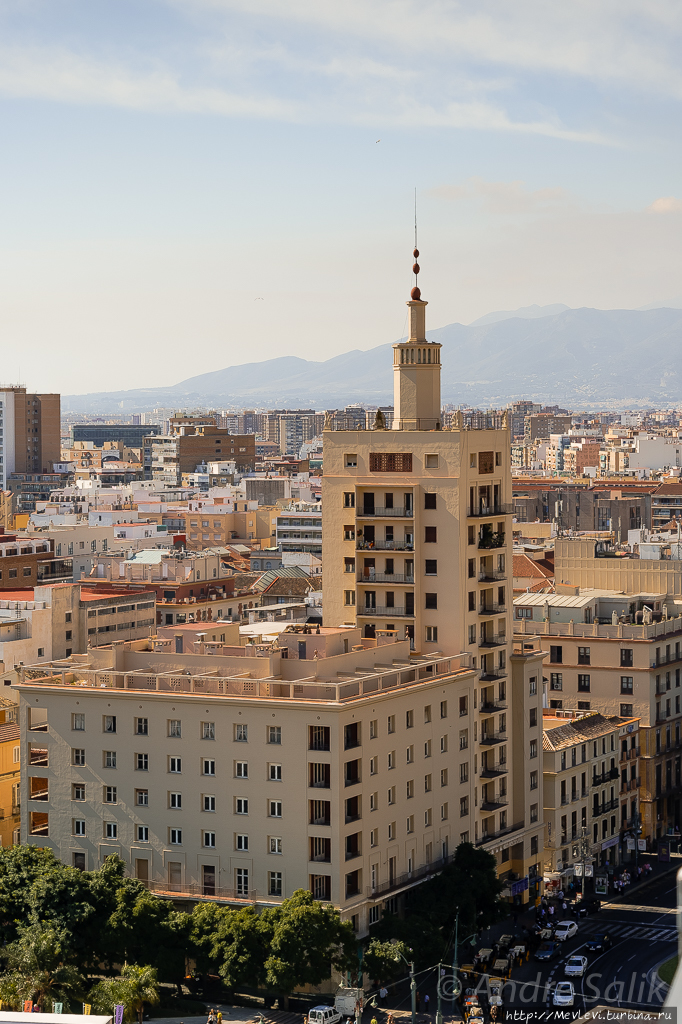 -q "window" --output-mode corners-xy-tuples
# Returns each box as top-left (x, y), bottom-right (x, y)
(425, 526), (437, 543)
(406, 814), (414, 833)
(621, 677), (634, 694)
(169, 720), (181, 738)
(620, 704), (633, 718)
(169, 828), (182, 845)
(578, 647), (591, 665)
(203, 759), (216, 776)
(169, 792), (182, 809)
(236, 834), (249, 850)
(104, 751), (117, 769)
(387, 715), (395, 734)
(406, 709), (414, 728)
(529, 677), (537, 696)
(621, 648), (633, 667)
(424, 774), (432, 792)
(269, 800), (283, 817)
(478, 451), (494, 474)
(104, 715), (116, 734)
(73, 819), (86, 836)
(203, 831), (216, 848)
(201, 721), (215, 740)
(343, 492), (355, 507)
(530, 803), (538, 823)
(136, 718), (148, 735)
(578, 674), (591, 692)
(269, 763), (282, 781)
(460, 763), (469, 783)
(72, 713), (85, 731)
(72, 783), (85, 801)
(235, 724), (248, 742)
(136, 789), (148, 806)
(529, 707), (537, 727)
(424, 705), (432, 723)
(387, 786), (396, 804)
(72, 748), (85, 766)
(65, 612), (72, 623)
(137, 825), (149, 842)
(424, 493), (436, 509)
(425, 592), (438, 610)
(529, 740), (537, 759)
(440, 700), (448, 719)
(468, 591), (476, 611)
(387, 750), (395, 769)
(345, 453), (358, 468)
(37, 648), (44, 657)
(459, 695), (468, 717)
(344, 590), (355, 606)
(369, 719), (378, 739)
(236, 798), (249, 814)
(105, 822), (117, 840)
(65, 629), (72, 640)
(388, 822), (395, 840)
(460, 796), (469, 817)
(424, 739), (432, 757)
(270, 836), (283, 854)
(406, 779), (414, 798)
(530, 771), (538, 790)
(425, 625), (438, 643)
(550, 673), (563, 691)
(530, 835), (539, 855)
(169, 757), (182, 773)
(104, 786), (117, 803)
(425, 454), (439, 468)
(515, 607), (532, 619)
(550, 645), (563, 664)
(136, 753), (149, 771)
(203, 795), (216, 812)
(370, 756), (378, 775)
(235, 761), (248, 778)
(269, 872), (283, 897)
(369, 452), (412, 472)
(459, 730), (468, 751)
(468, 624), (476, 644)
(440, 768), (448, 787)
(268, 726), (281, 744)
(441, 735), (448, 753)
